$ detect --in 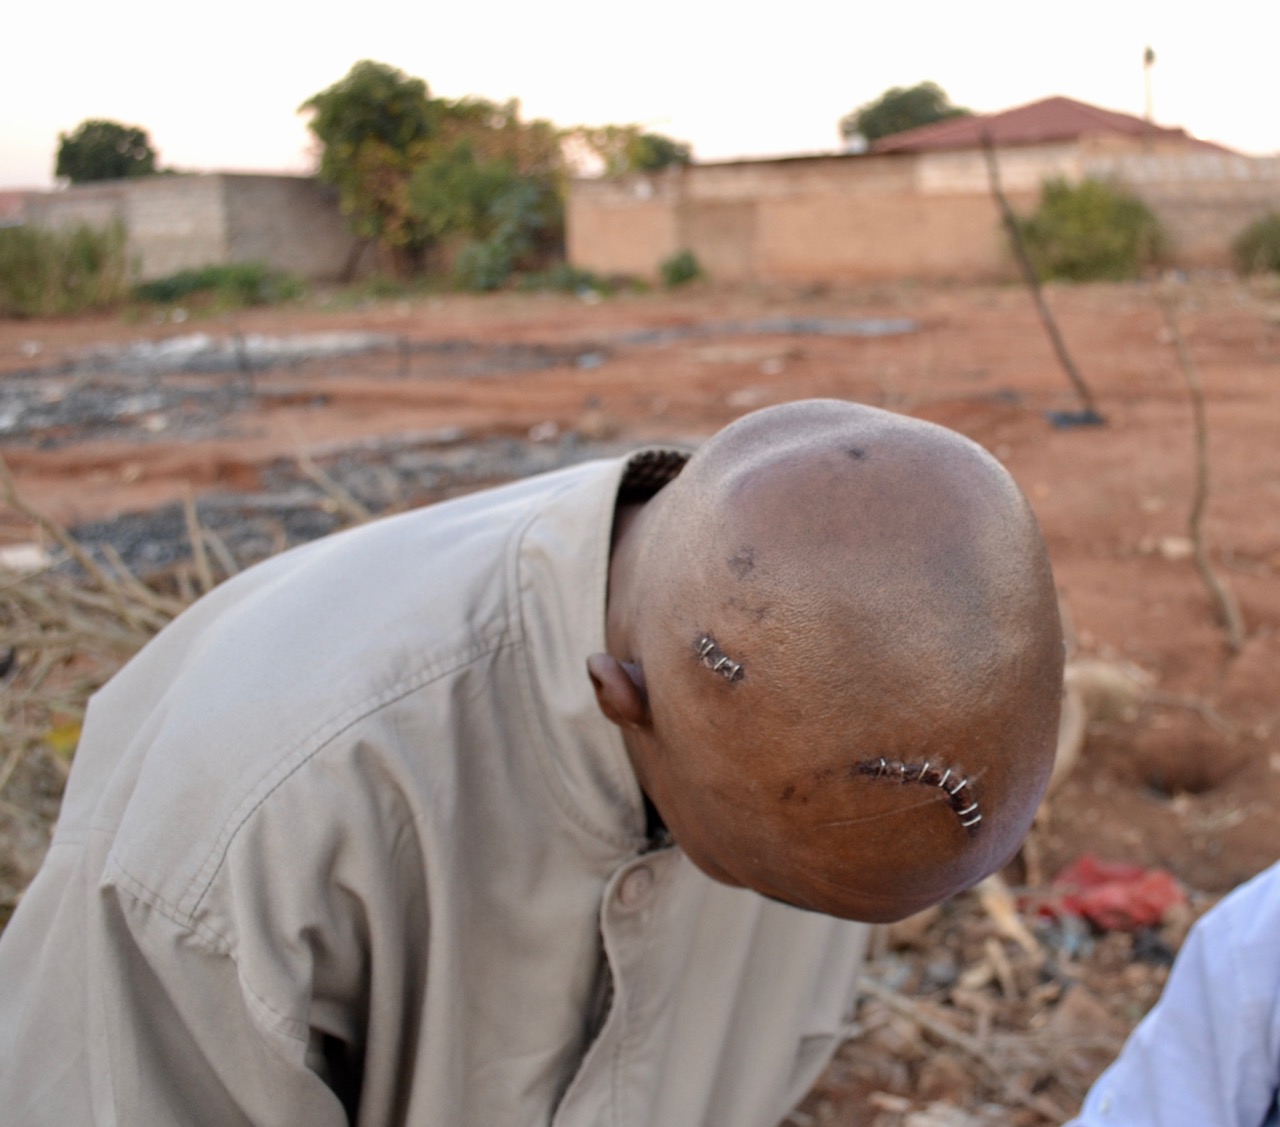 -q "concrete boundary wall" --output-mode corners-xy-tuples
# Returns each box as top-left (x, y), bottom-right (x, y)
(567, 142), (1280, 284)
(1090, 151), (1280, 263)
(130, 176), (227, 279)
(22, 175), (361, 282)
